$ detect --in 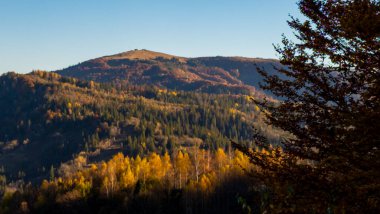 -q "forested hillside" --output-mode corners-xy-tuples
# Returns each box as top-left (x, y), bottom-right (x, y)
(0, 71), (284, 183)
(0, 149), (259, 213)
